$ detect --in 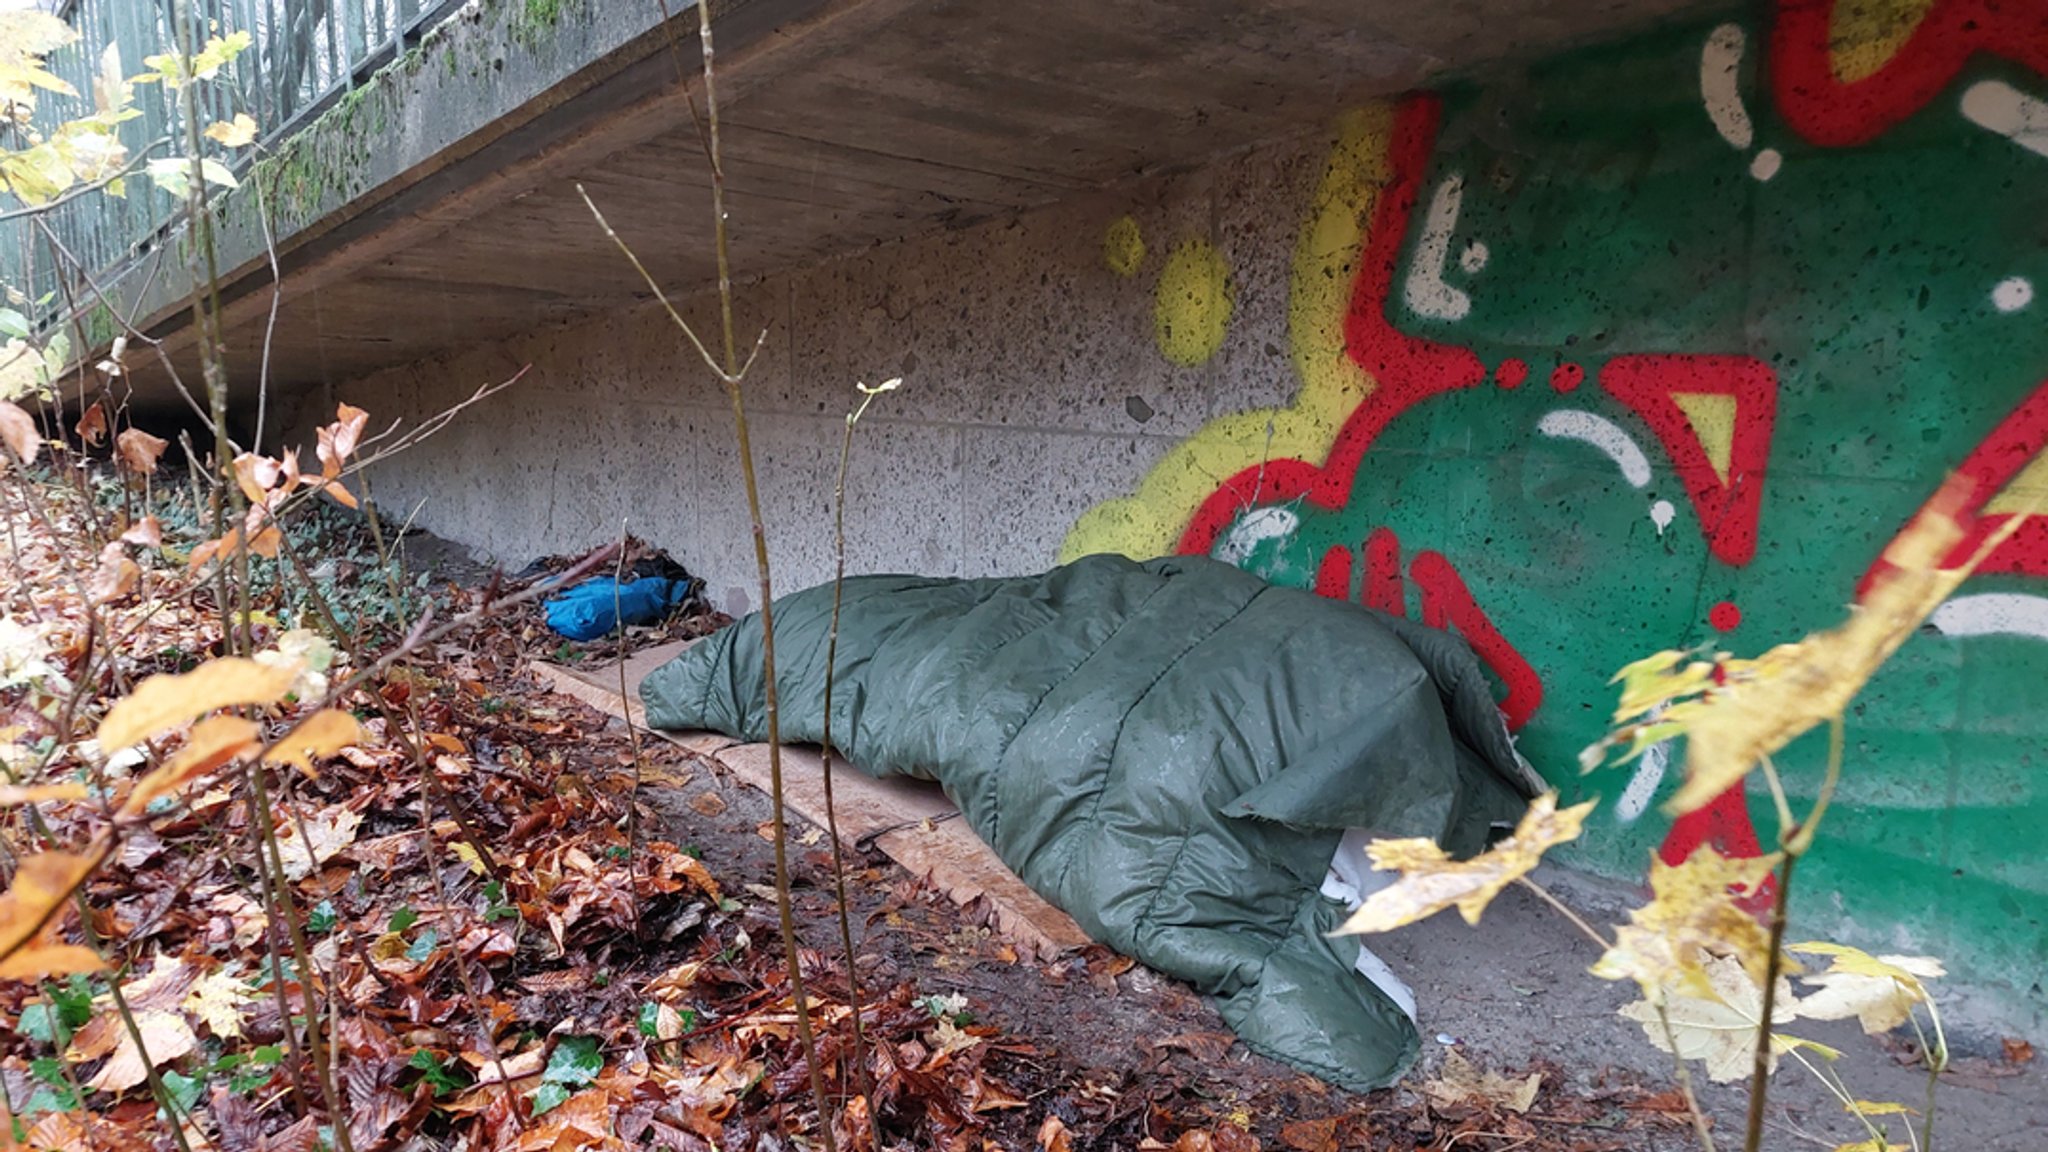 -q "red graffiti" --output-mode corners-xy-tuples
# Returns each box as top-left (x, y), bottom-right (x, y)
(1312, 532), (1544, 731)
(1862, 376), (2048, 593)
(1772, 0), (2048, 147)
(1661, 783), (1777, 913)
(1601, 355), (1778, 566)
